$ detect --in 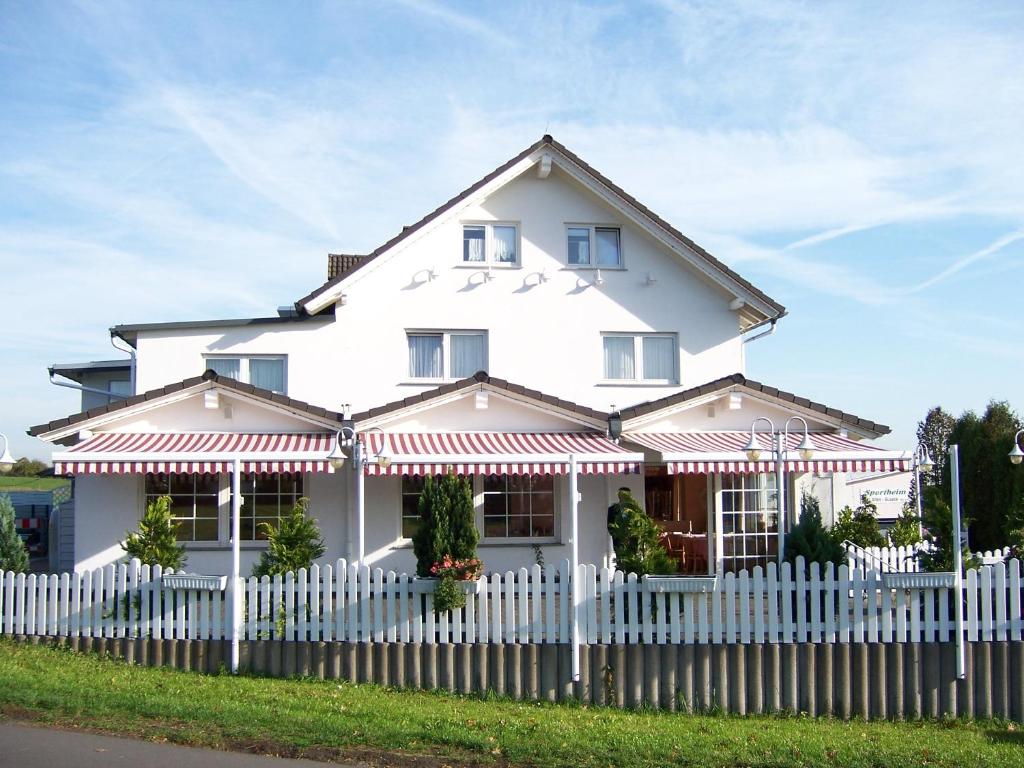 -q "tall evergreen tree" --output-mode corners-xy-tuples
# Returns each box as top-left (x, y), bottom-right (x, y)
(412, 471), (478, 577)
(252, 498), (325, 577)
(0, 493), (30, 573)
(785, 492), (844, 576)
(122, 495), (187, 569)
